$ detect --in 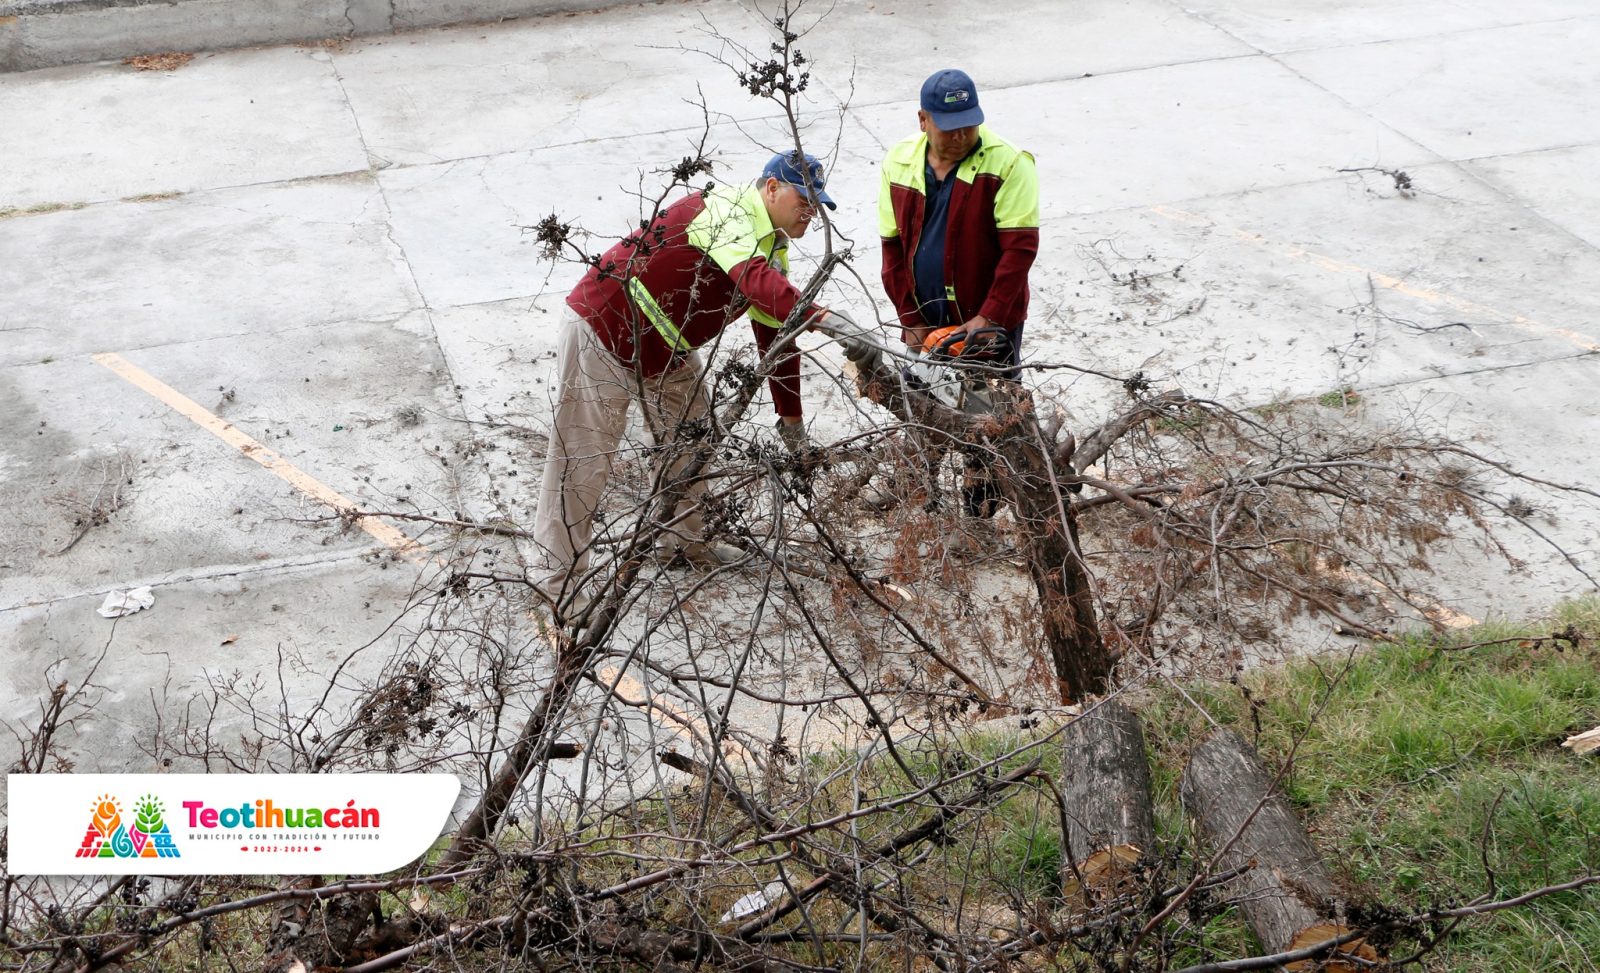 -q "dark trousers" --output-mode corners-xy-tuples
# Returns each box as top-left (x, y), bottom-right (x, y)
(962, 322), (1023, 517)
